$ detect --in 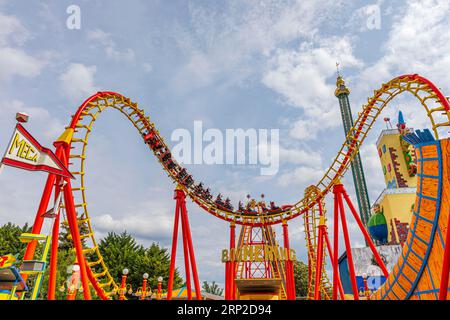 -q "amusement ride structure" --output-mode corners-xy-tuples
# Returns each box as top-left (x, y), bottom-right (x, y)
(2, 73), (450, 300)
